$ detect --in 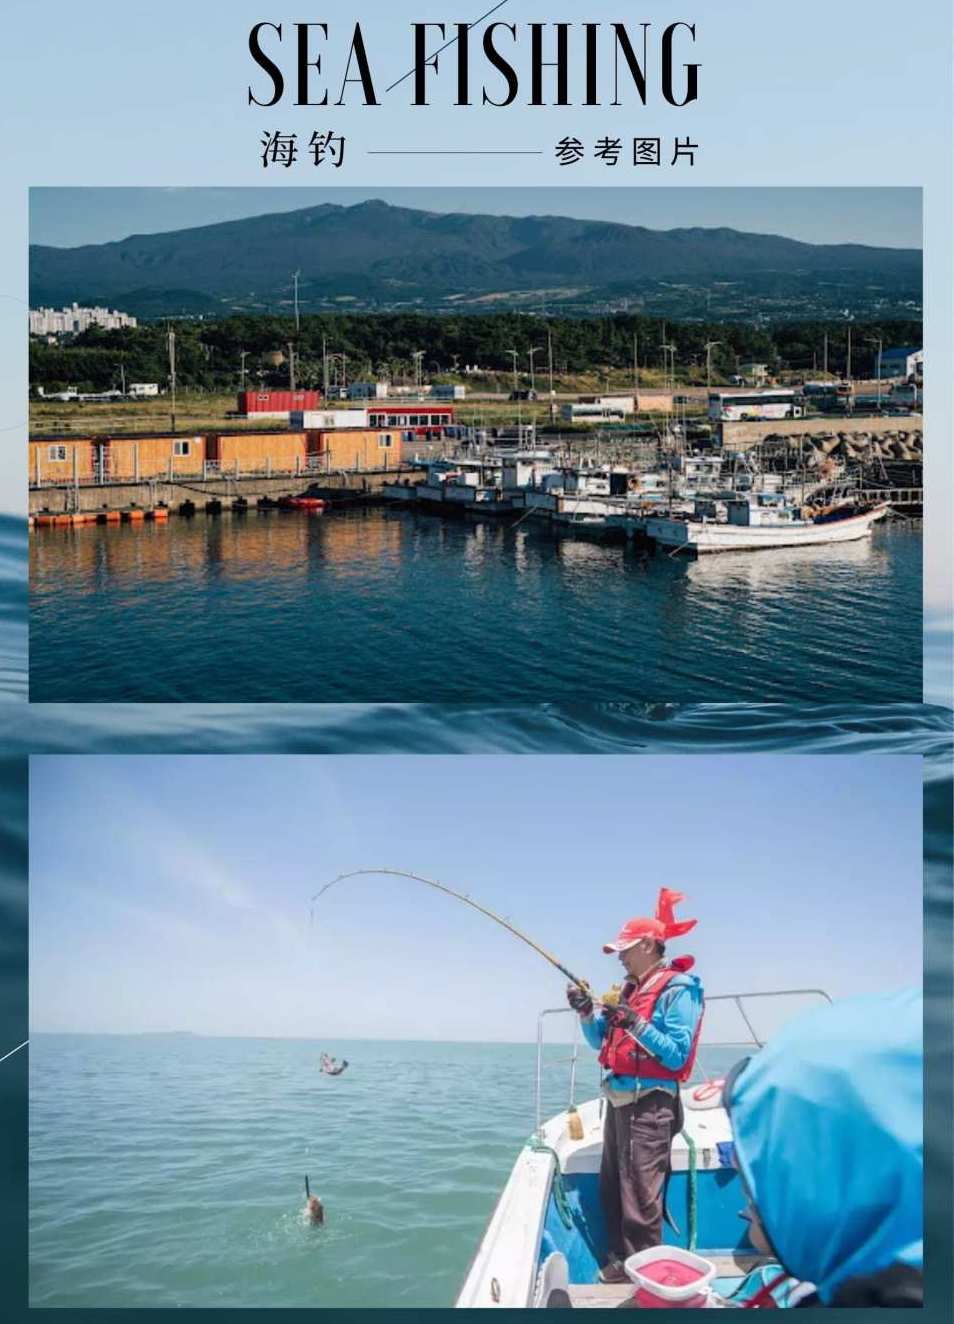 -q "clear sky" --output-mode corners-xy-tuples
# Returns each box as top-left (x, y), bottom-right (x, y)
(29, 755), (923, 1042)
(29, 187), (922, 251)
